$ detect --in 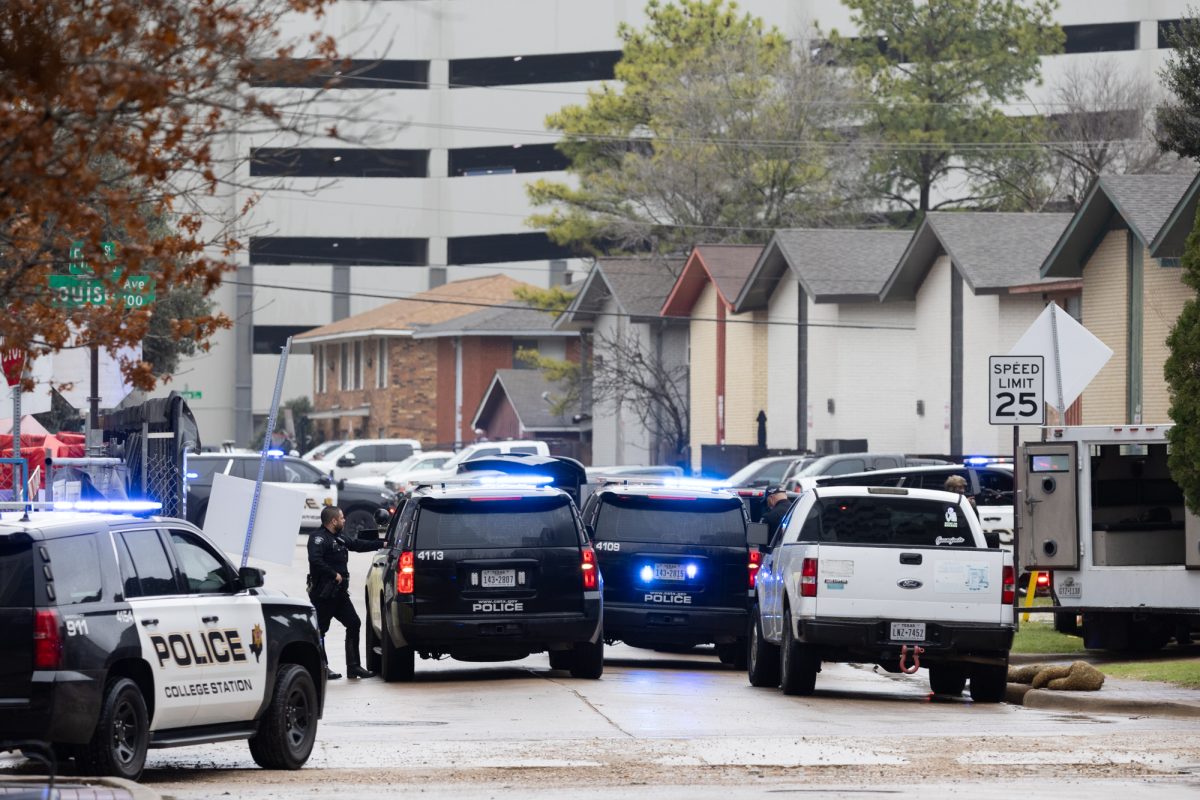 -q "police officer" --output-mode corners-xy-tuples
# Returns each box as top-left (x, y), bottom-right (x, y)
(761, 486), (792, 540)
(307, 505), (382, 679)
